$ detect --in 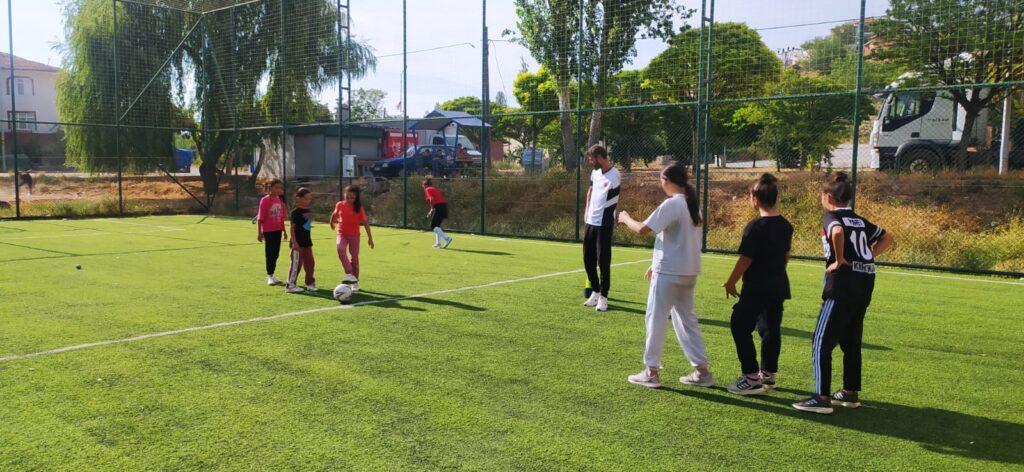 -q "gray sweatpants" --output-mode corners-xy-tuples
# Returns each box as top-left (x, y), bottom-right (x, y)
(643, 272), (710, 369)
